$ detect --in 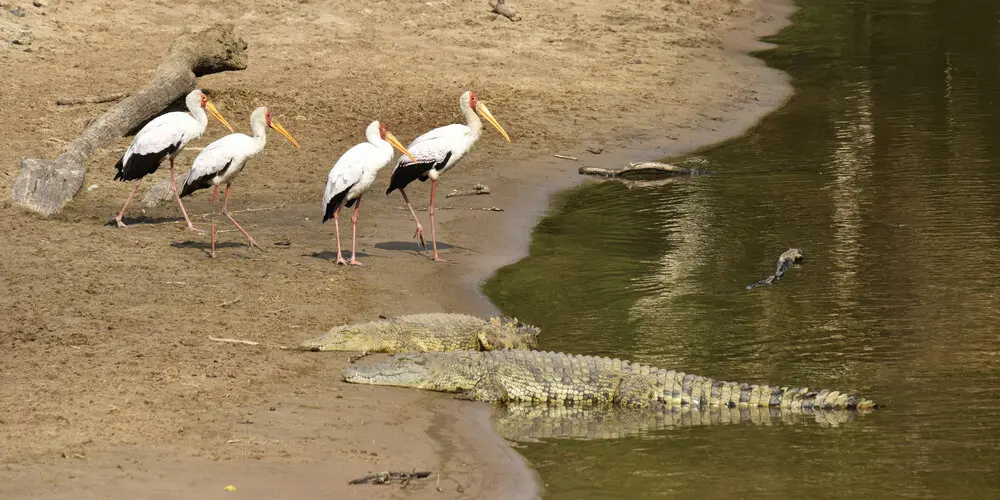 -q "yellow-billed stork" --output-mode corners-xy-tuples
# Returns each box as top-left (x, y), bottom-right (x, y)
(113, 89), (233, 230)
(322, 121), (416, 266)
(179, 106), (301, 258)
(385, 90), (510, 262)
